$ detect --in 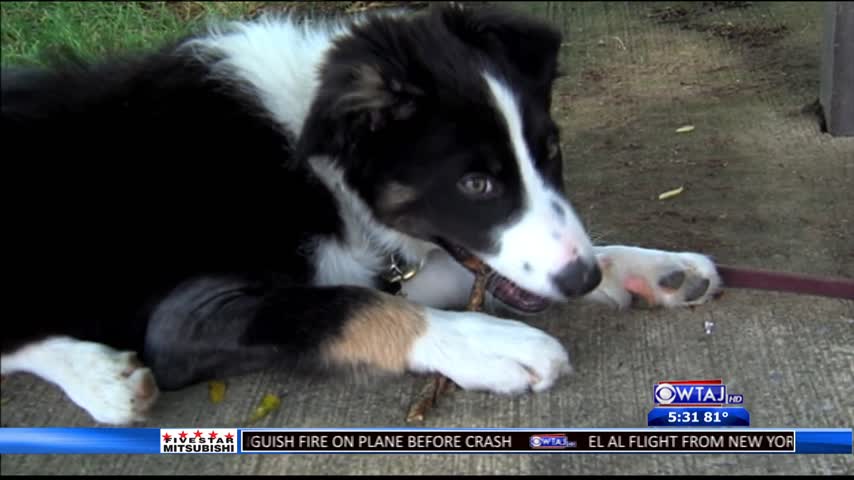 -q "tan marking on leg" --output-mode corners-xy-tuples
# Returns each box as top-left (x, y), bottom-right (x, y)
(322, 292), (426, 372)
